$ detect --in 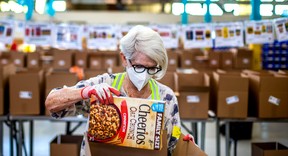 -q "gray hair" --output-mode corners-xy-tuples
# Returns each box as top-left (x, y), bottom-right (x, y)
(119, 25), (168, 80)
